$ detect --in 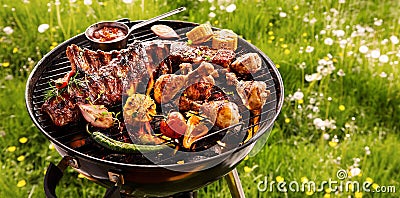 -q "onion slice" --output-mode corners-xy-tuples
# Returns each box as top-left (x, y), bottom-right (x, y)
(151, 25), (180, 39)
(78, 103), (114, 128)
